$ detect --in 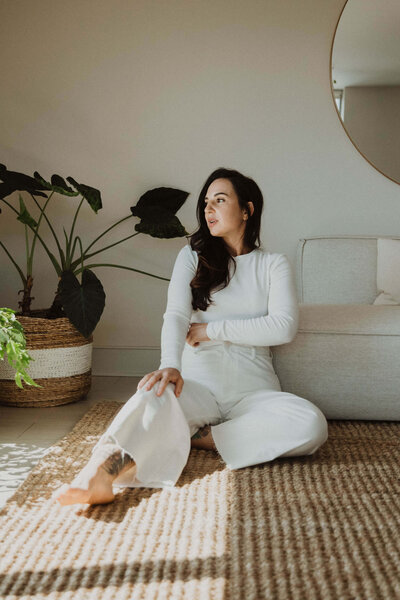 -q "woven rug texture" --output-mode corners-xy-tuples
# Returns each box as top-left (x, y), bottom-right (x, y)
(0, 400), (399, 600)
